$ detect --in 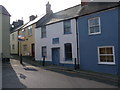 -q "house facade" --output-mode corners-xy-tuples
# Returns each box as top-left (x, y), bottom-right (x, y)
(10, 31), (18, 55)
(35, 3), (81, 67)
(0, 5), (10, 60)
(19, 15), (44, 57)
(78, 2), (120, 75)
(10, 20), (24, 55)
